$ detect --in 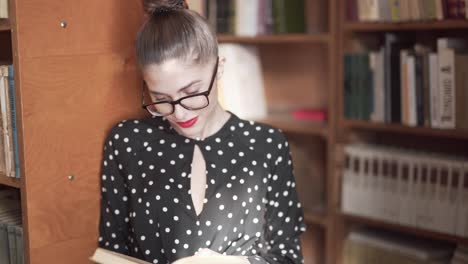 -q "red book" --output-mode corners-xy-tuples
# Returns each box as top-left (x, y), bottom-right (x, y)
(292, 108), (327, 122)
